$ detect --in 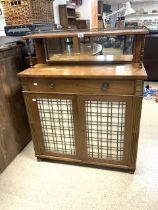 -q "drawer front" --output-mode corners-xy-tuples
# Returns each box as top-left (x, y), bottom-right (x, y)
(22, 78), (135, 95)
